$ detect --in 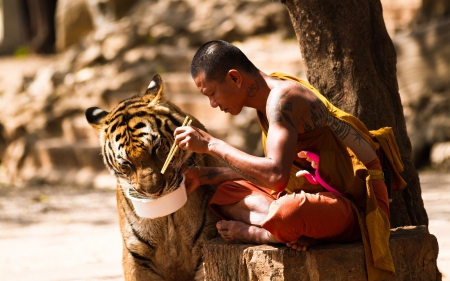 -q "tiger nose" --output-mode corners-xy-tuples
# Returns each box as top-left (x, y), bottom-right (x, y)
(136, 171), (164, 194)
